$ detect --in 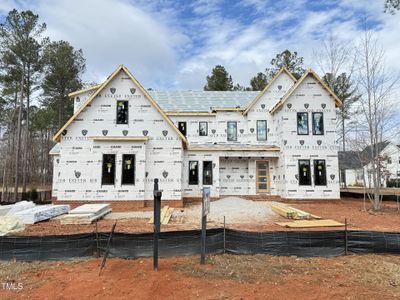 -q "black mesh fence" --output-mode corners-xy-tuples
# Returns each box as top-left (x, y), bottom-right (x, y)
(1, 229), (400, 261)
(0, 233), (95, 261)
